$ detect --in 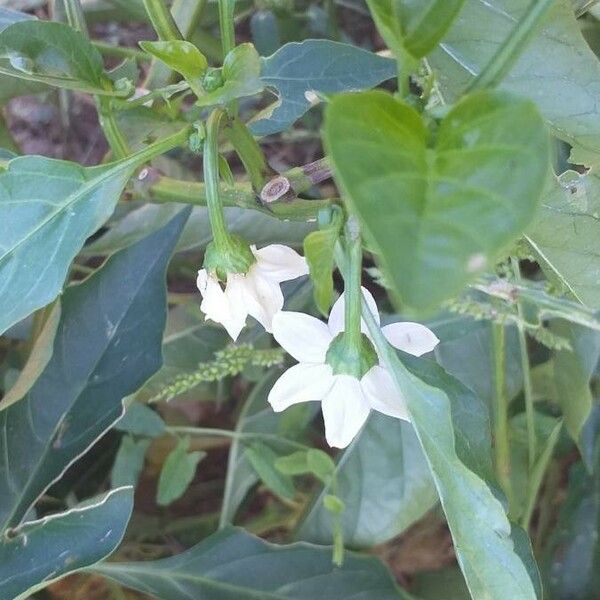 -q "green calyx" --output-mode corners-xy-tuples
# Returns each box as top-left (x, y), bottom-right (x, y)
(325, 332), (379, 379)
(203, 67), (224, 92)
(203, 234), (256, 280)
